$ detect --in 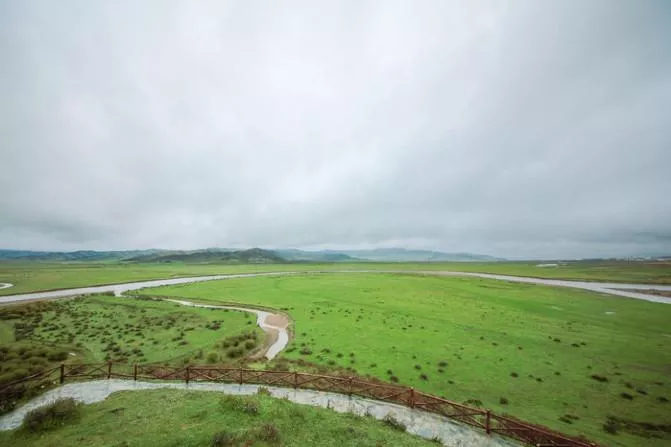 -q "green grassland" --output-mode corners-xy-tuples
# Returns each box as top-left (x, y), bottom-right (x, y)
(0, 295), (262, 413)
(0, 389), (434, 447)
(0, 260), (669, 296)
(145, 273), (671, 447)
